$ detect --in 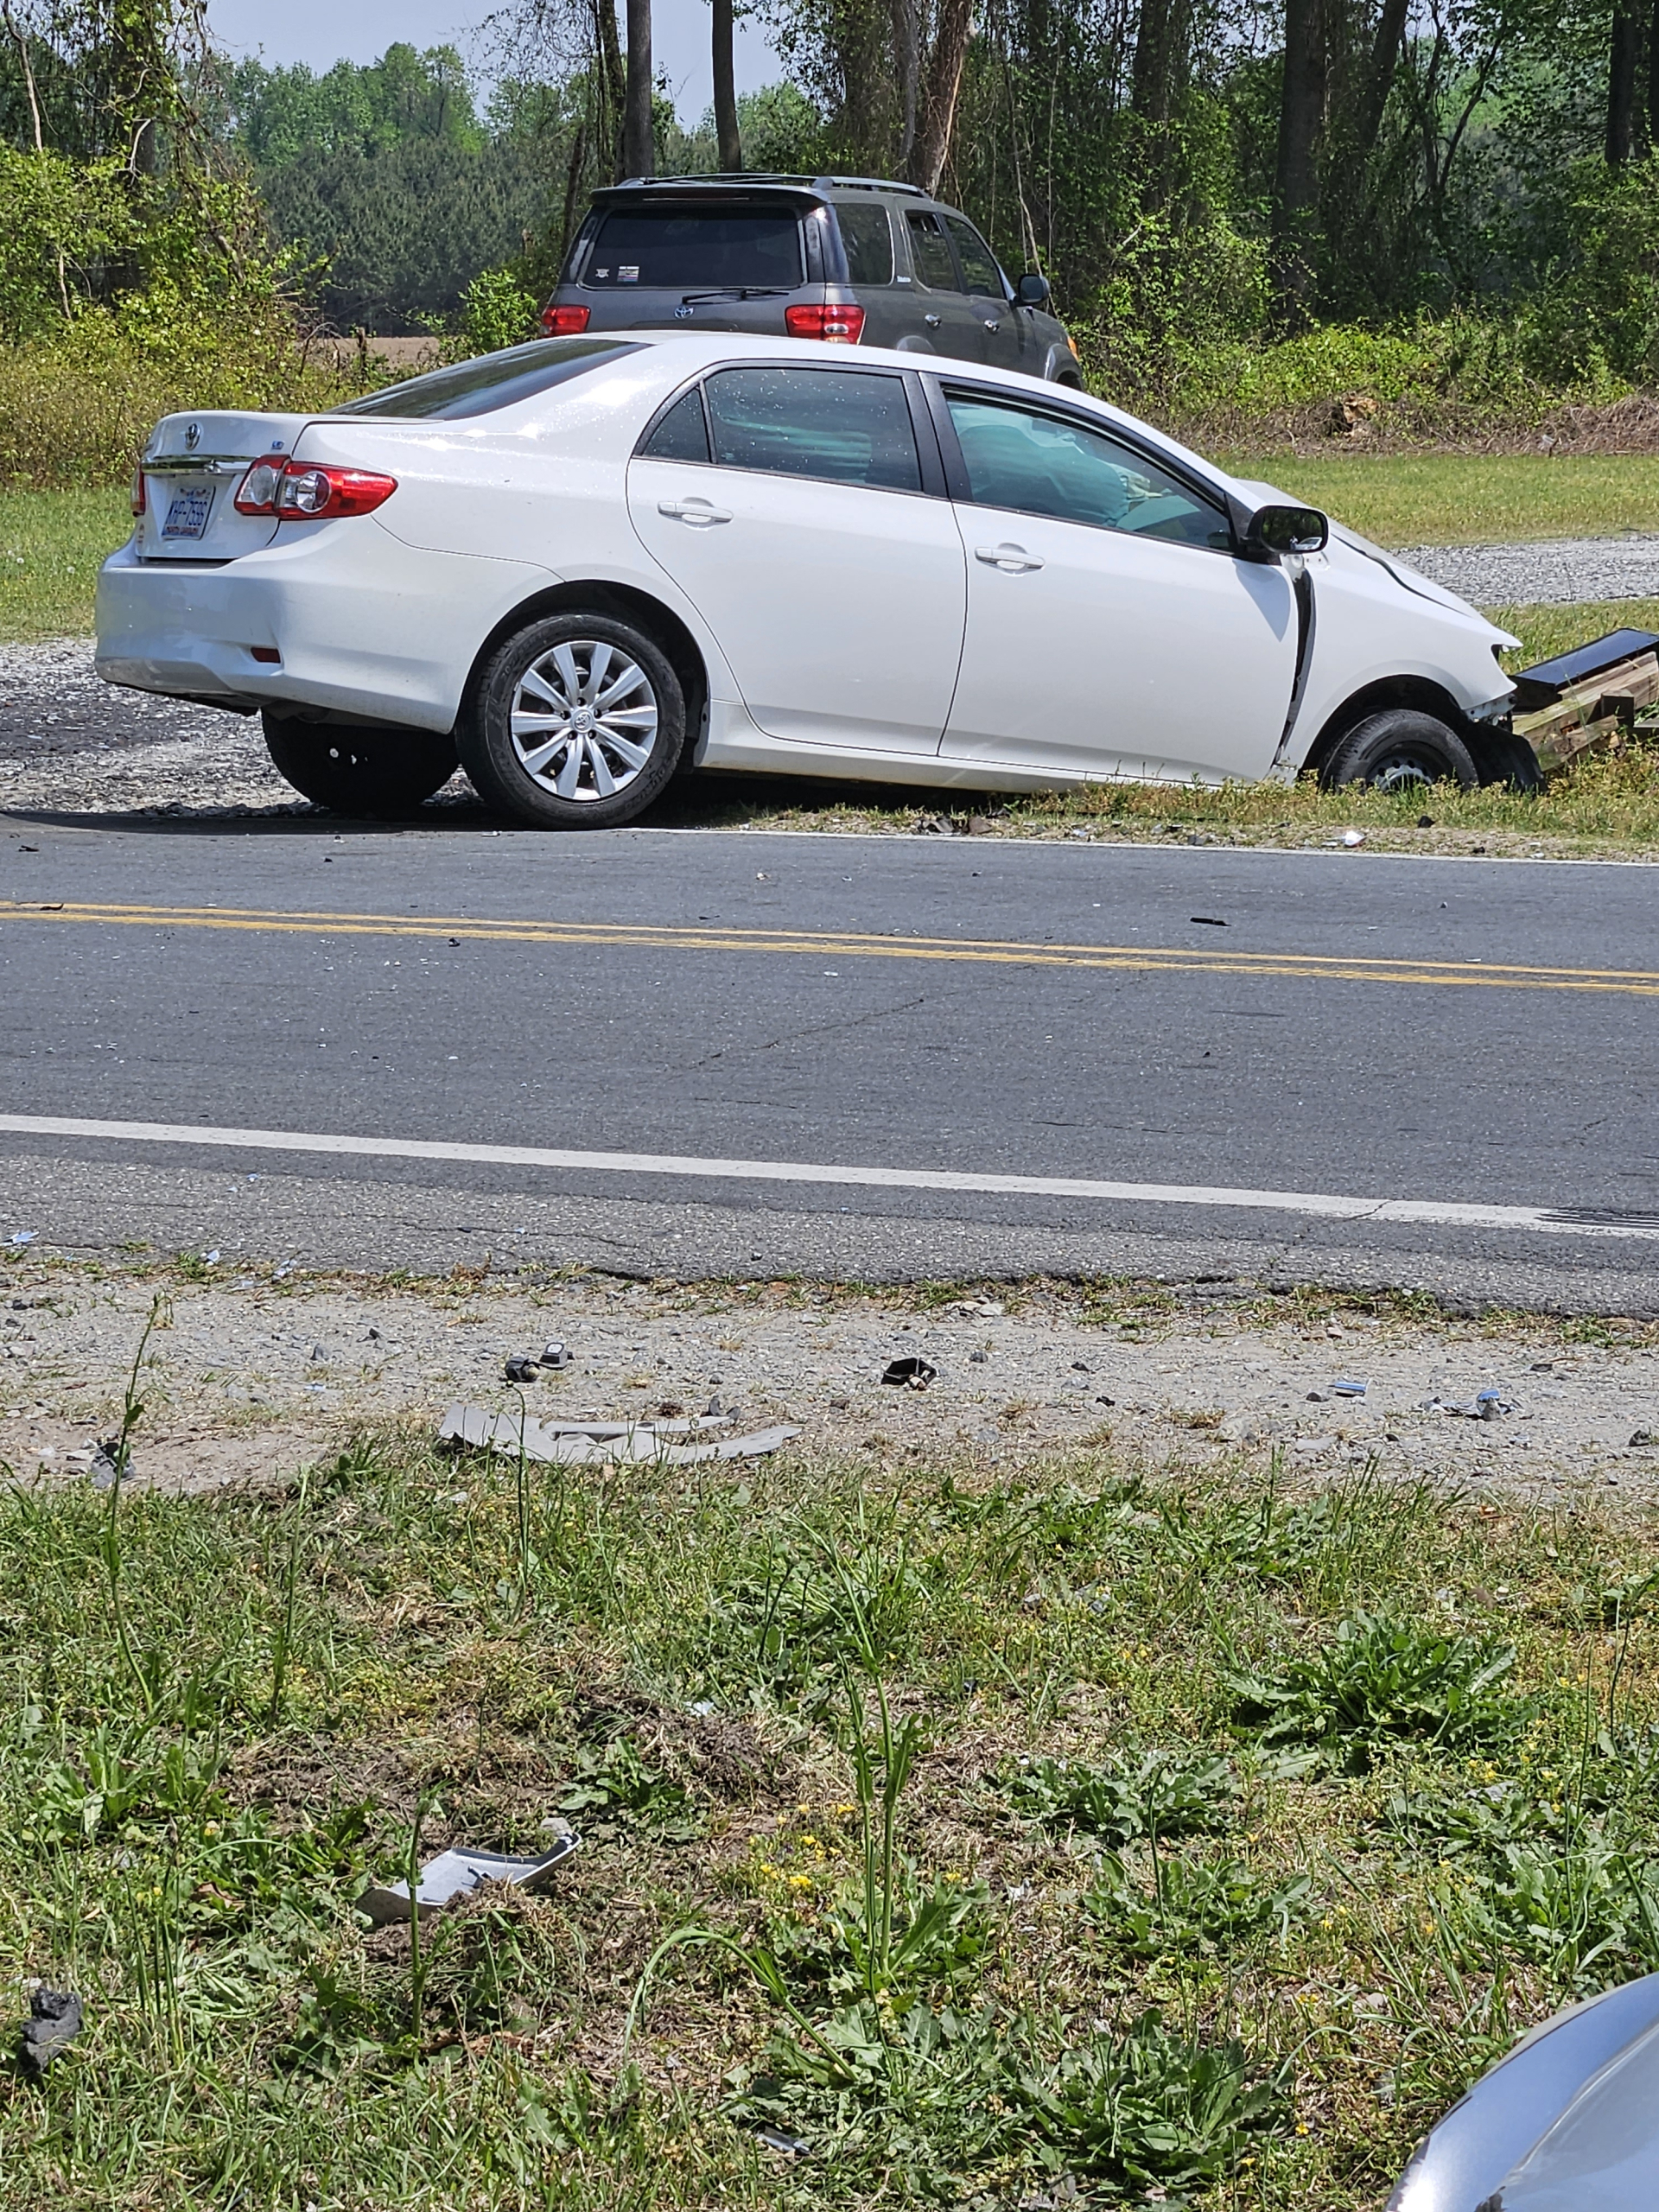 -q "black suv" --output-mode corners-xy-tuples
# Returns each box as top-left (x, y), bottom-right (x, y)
(542, 174), (1081, 386)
